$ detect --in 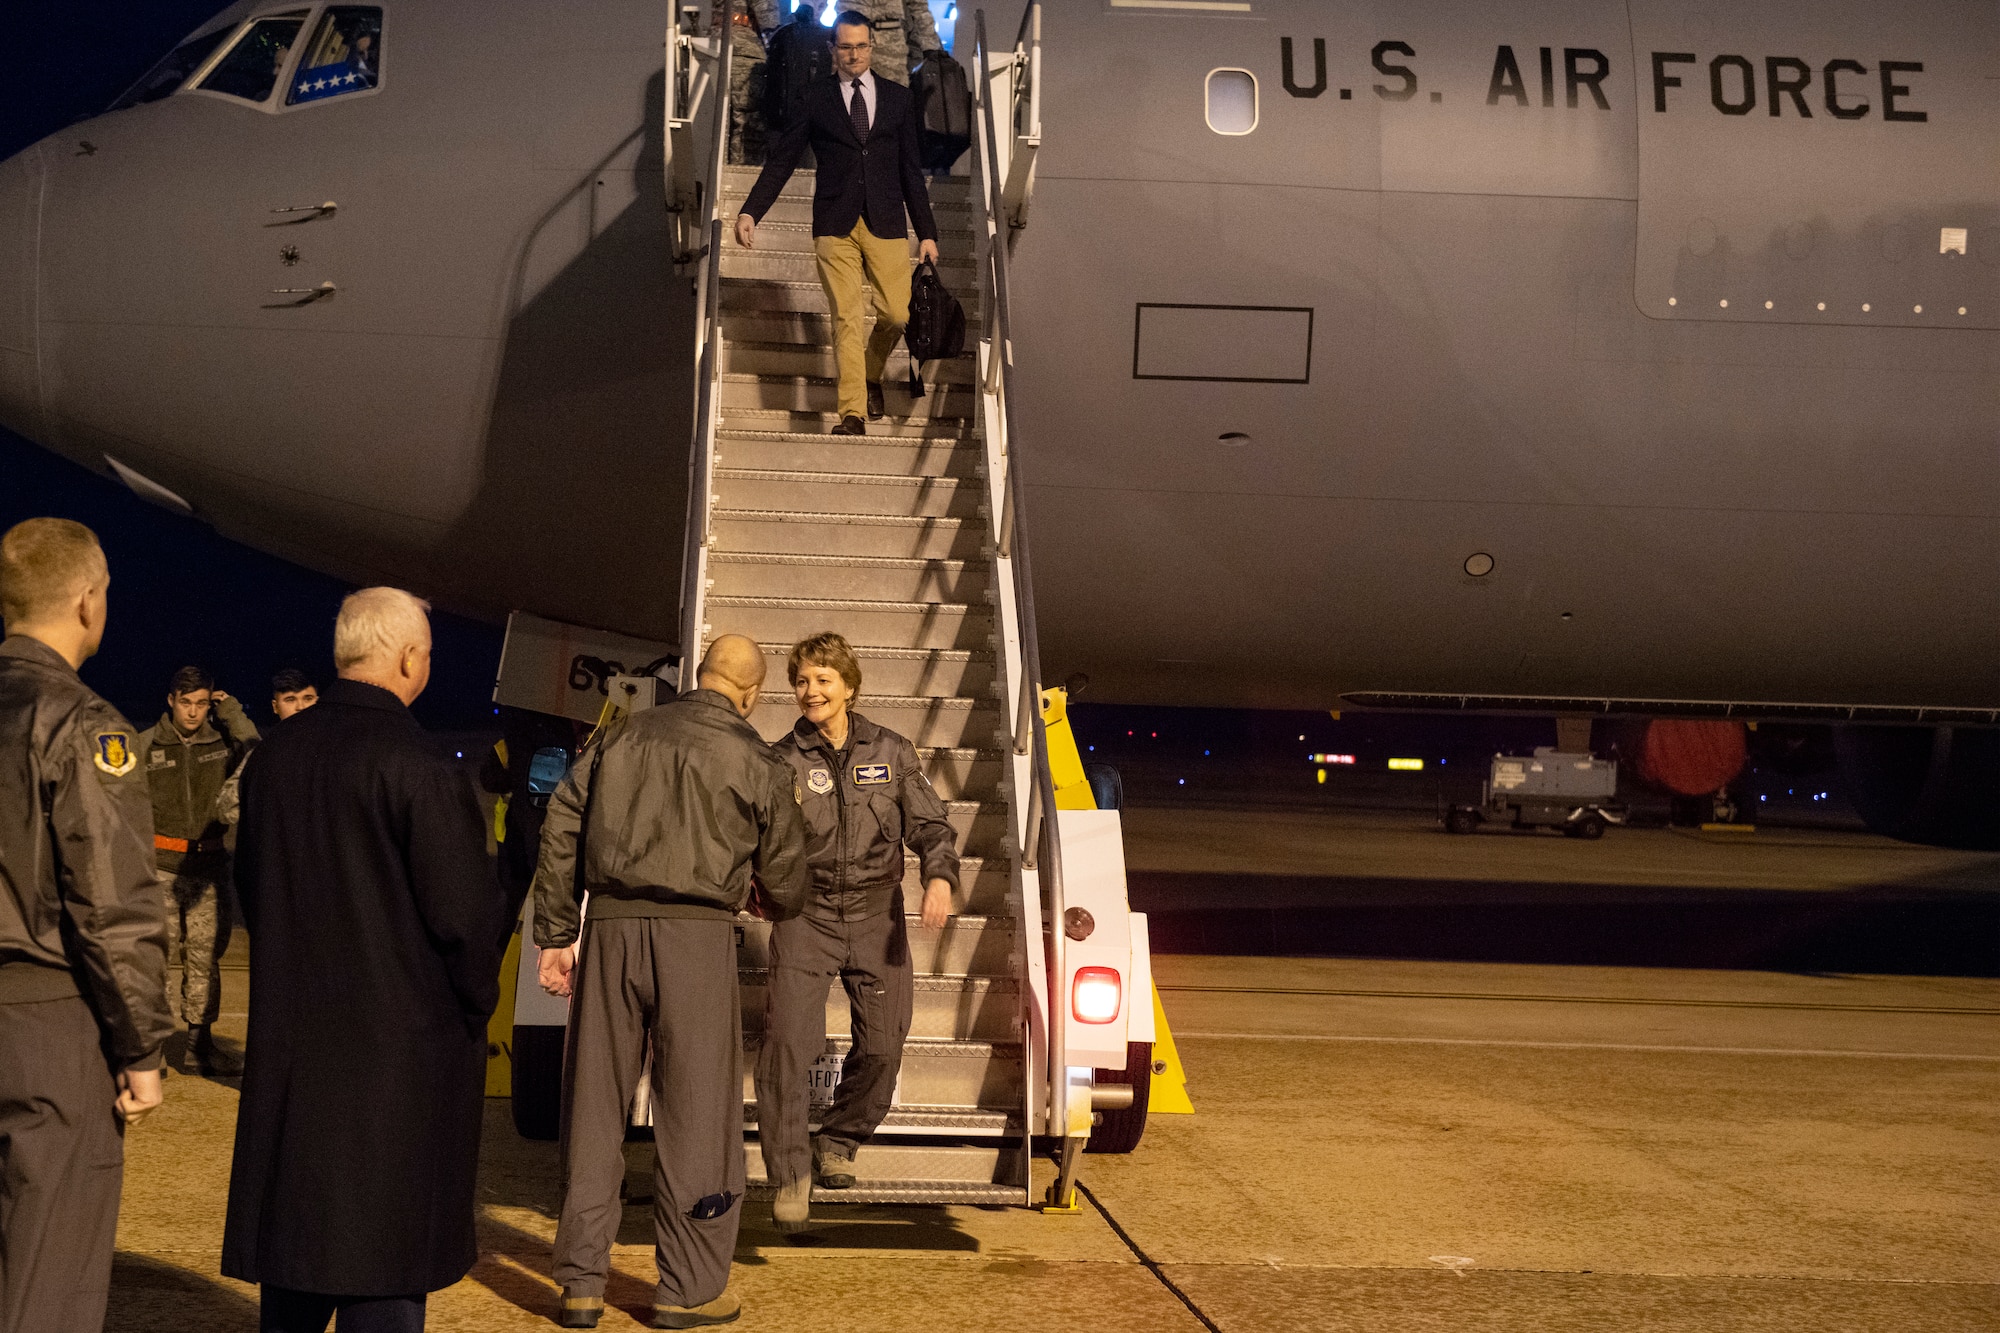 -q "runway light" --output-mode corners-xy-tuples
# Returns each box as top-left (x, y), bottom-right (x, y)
(1388, 757), (1425, 771)
(1309, 753), (1356, 765)
(1178, 778), (1185, 785)
(1317, 768), (1326, 784)
(1072, 967), (1122, 1024)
